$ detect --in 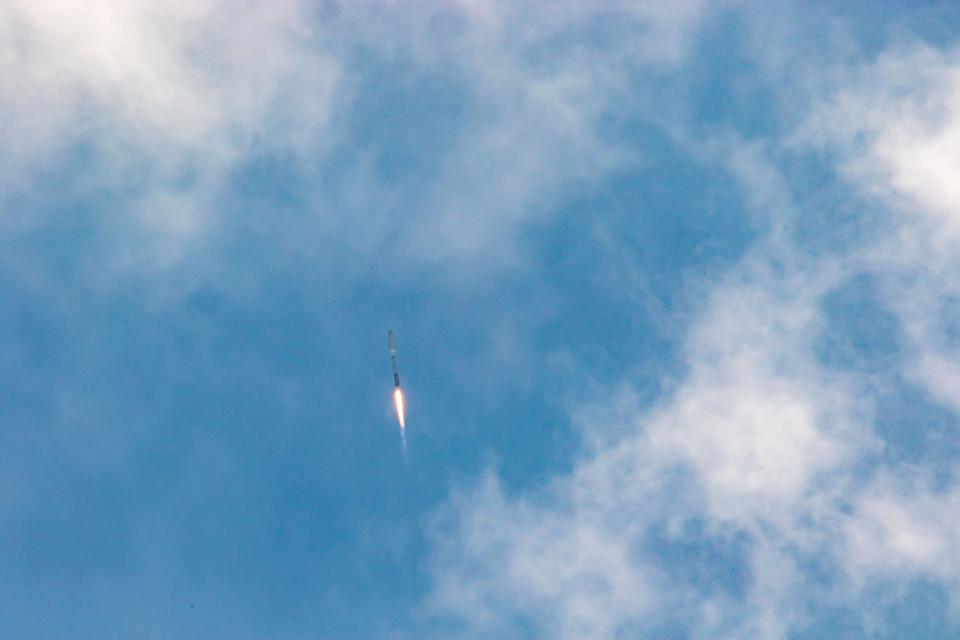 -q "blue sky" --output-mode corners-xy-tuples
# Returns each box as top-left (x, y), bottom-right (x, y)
(4, 2), (960, 639)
